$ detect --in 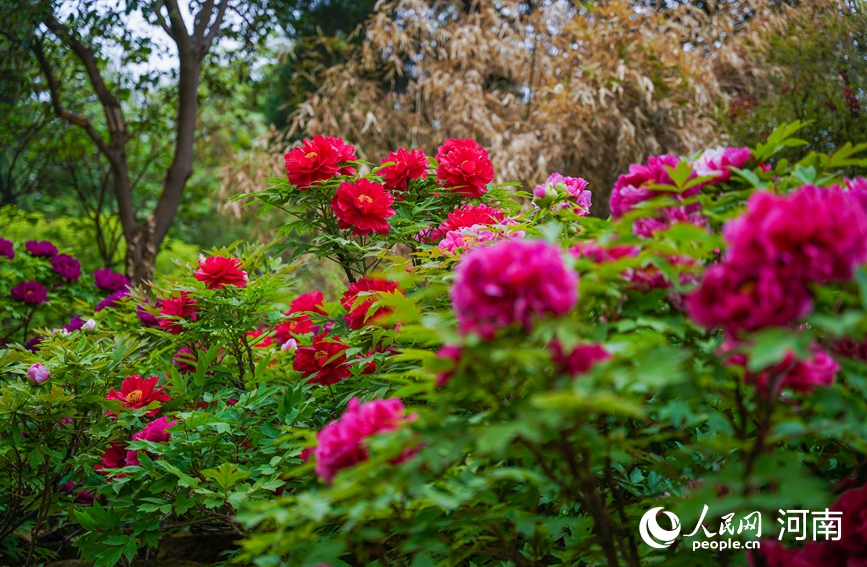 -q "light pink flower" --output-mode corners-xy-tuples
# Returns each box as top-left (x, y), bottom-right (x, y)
(691, 146), (752, 182)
